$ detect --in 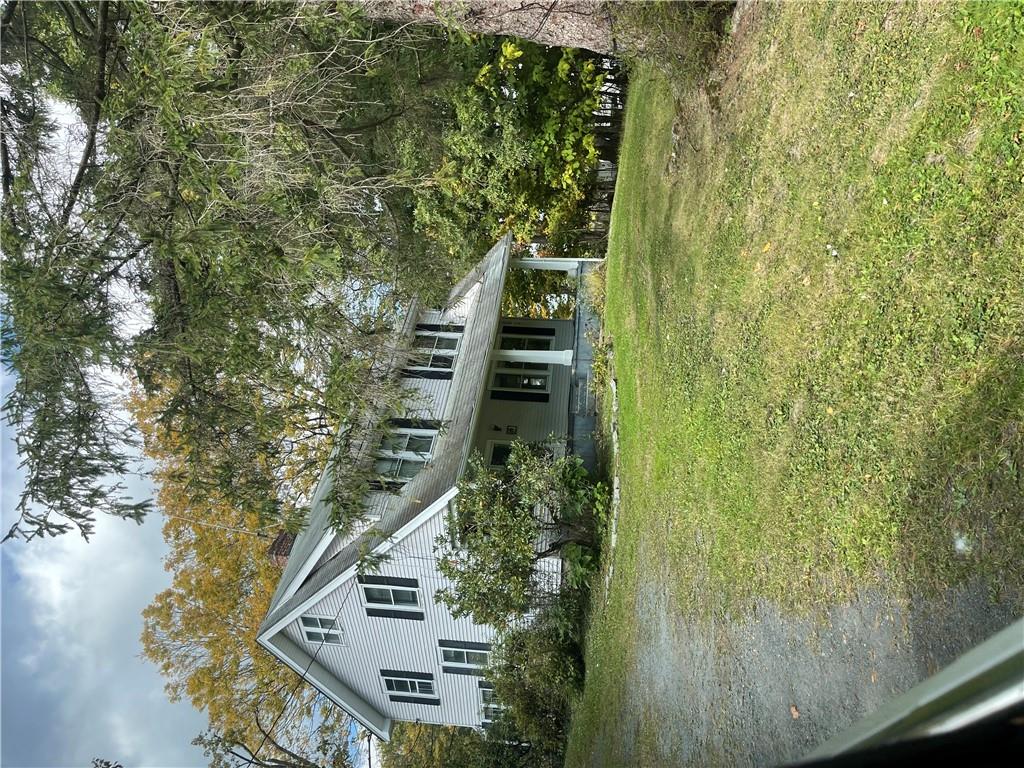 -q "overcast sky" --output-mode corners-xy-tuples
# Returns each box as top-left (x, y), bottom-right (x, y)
(1, 371), (209, 768)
